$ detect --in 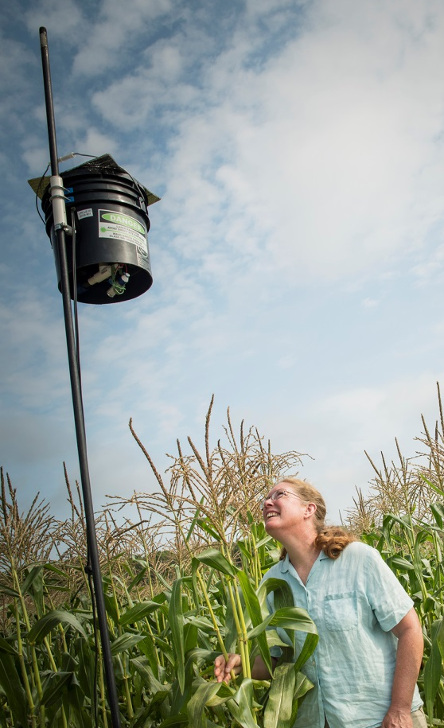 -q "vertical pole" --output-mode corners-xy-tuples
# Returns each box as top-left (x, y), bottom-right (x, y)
(39, 27), (122, 728)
